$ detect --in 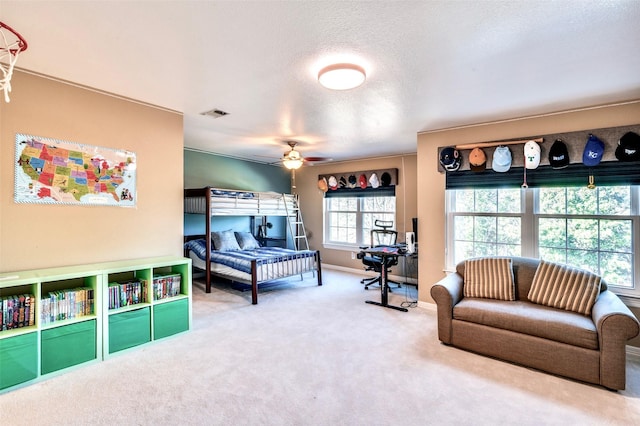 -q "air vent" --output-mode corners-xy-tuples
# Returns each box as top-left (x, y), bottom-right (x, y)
(200, 108), (229, 118)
